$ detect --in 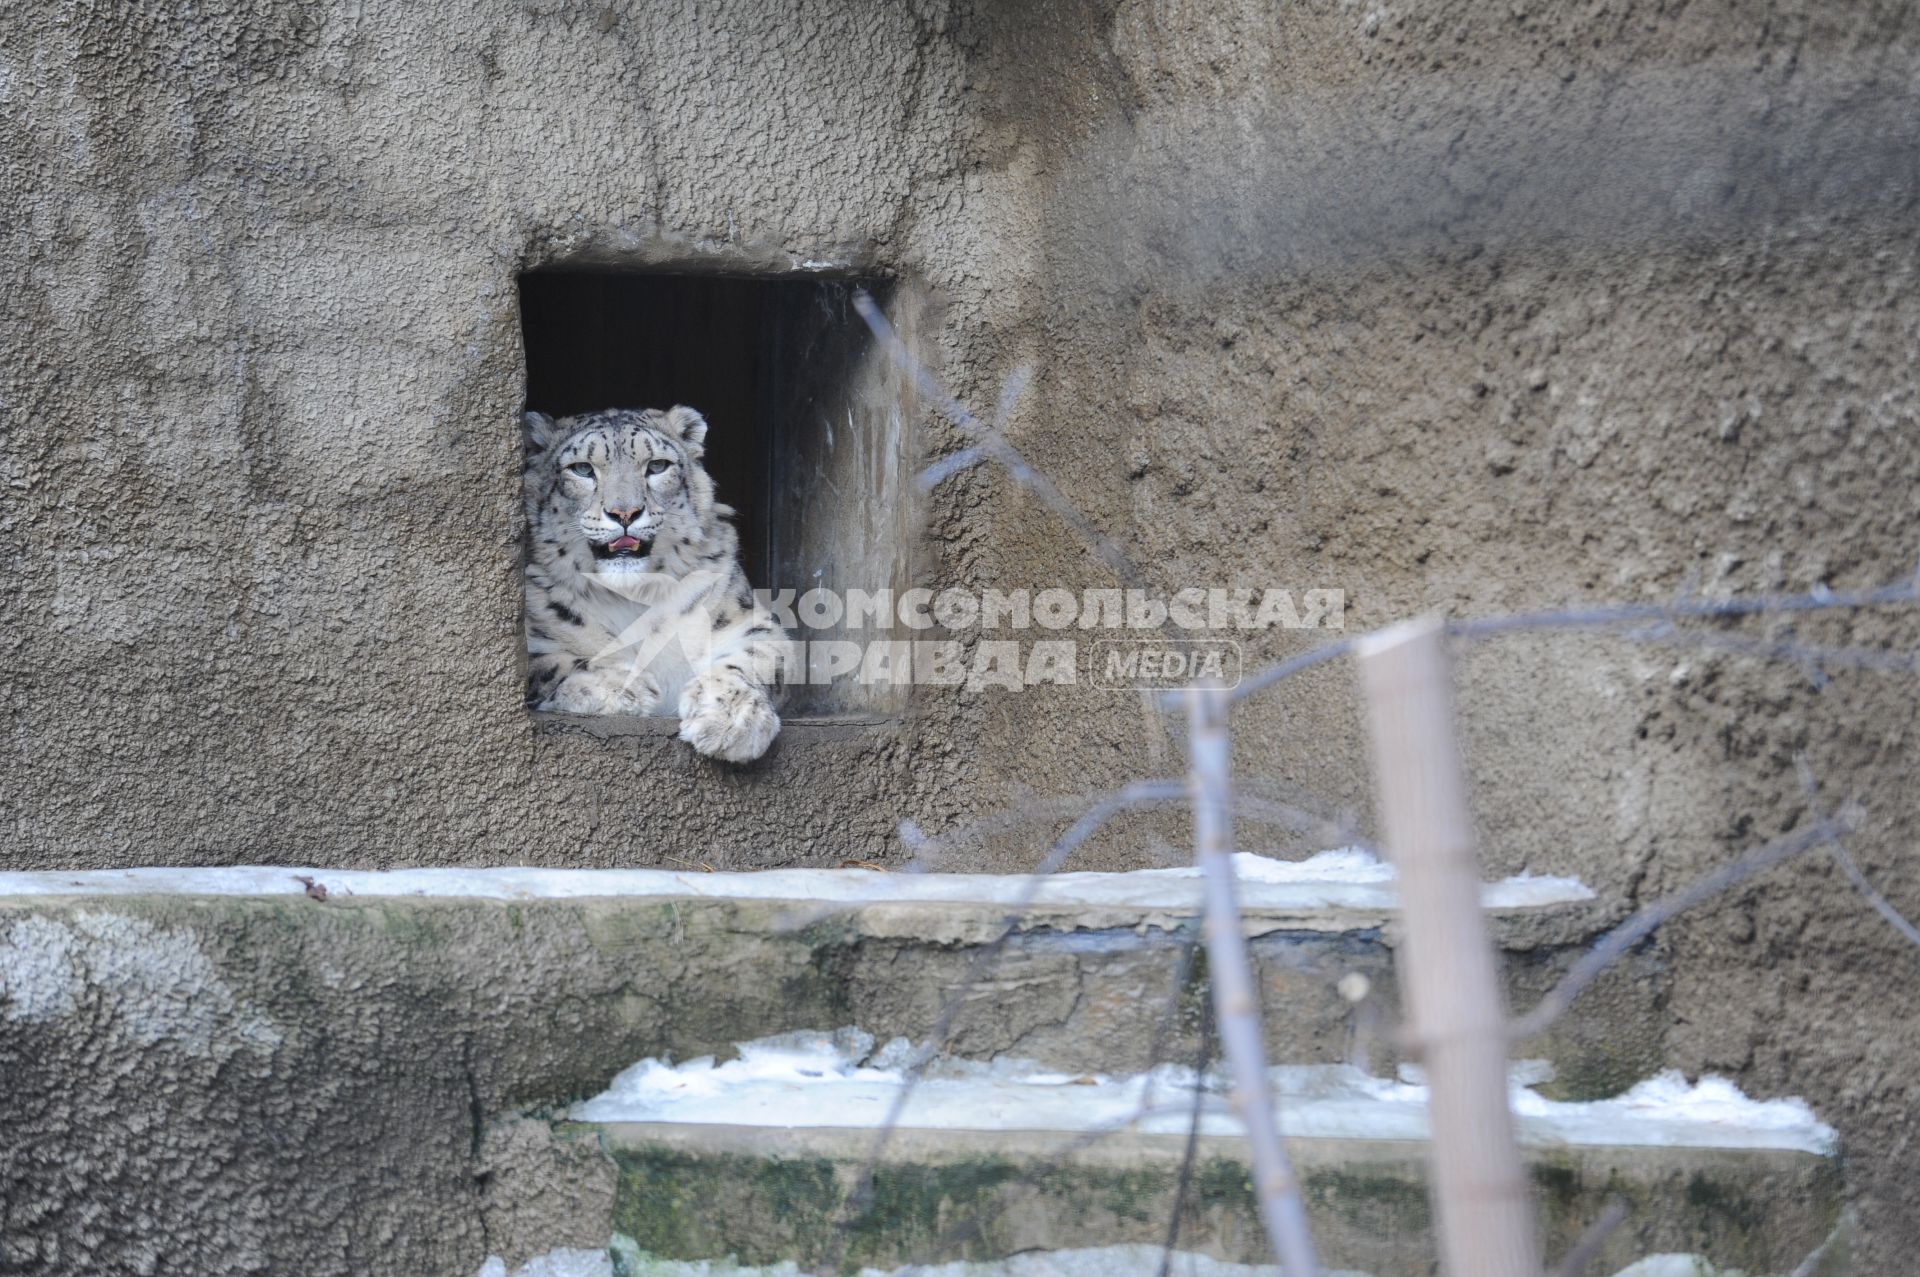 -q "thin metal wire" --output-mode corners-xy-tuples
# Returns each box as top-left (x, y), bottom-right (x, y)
(835, 290), (1918, 1273)
(1158, 977), (1218, 1277)
(853, 290), (1141, 584)
(1511, 812), (1858, 1041)
(1546, 1197), (1631, 1277)
(889, 921), (1208, 1276)
(1219, 568), (1920, 709)
(1188, 686), (1321, 1275)
(826, 779), (1188, 1268)
(1797, 755), (1920, 950)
